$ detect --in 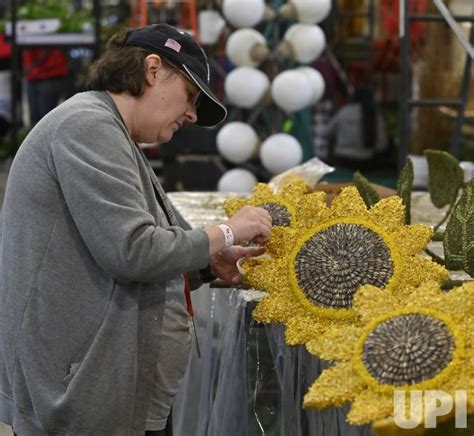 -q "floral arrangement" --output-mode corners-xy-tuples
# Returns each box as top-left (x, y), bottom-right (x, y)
(304, 281), (474, 428)
(227, 183), (447, 345)
(224, 149), (473, 433)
